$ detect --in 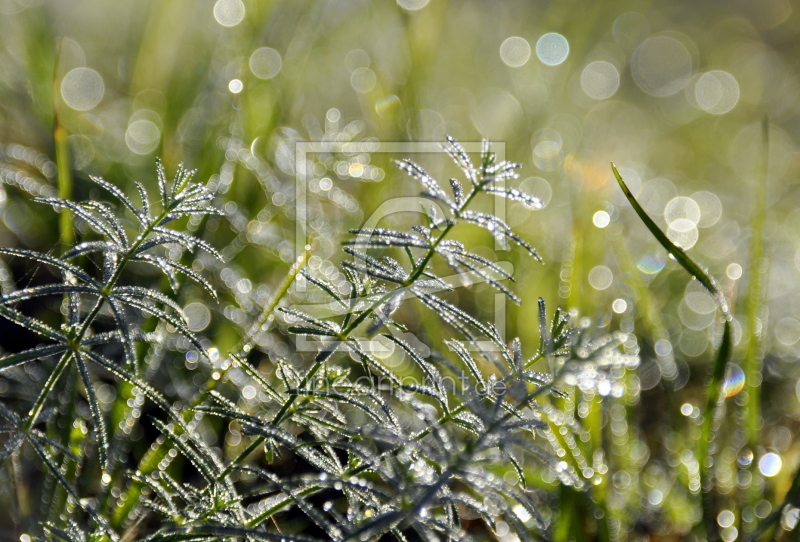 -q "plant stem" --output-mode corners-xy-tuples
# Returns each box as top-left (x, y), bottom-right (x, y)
(741, 118), (770, 536)
(23, 200), (175, 429)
